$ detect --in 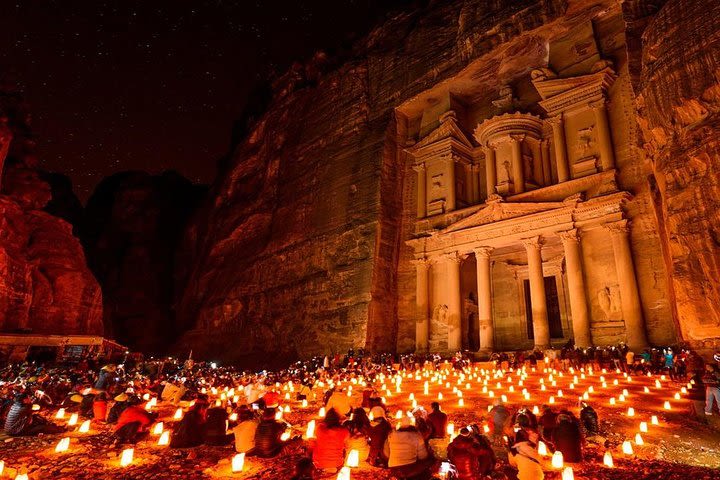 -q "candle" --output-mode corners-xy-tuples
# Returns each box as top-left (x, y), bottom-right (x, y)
(319, 407), (326, 418)
(55, 408), (65, 419)
(603, 451), (614, 467)
(231, 453), (245, 473)
(337, 466), (351, 480)
(664, 401), (671, 410)
(538, 441), (548, 456)
(446, 422), (454, 437)
(562, 466), (574, 480)
(55, 437), (70, 453)
(627, 407), (635, 417)
(345, 449), (359, 467)
(306, 420), (316, 439)
(15, 474), (28, 480)
(551, 451), (564, 469)
(78, 420), (91, 433)
(651, 415), (659, 425)
(639, 421), (648, 433)
(280, 430), (291, 441)
(174, 408), (183, 420)
(68, 413), (78, 426)
(635, 433), (644, 445)
(622, 440), (634, 455)
(158, 431), (170, 445)
(120, 448), (134, 467)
